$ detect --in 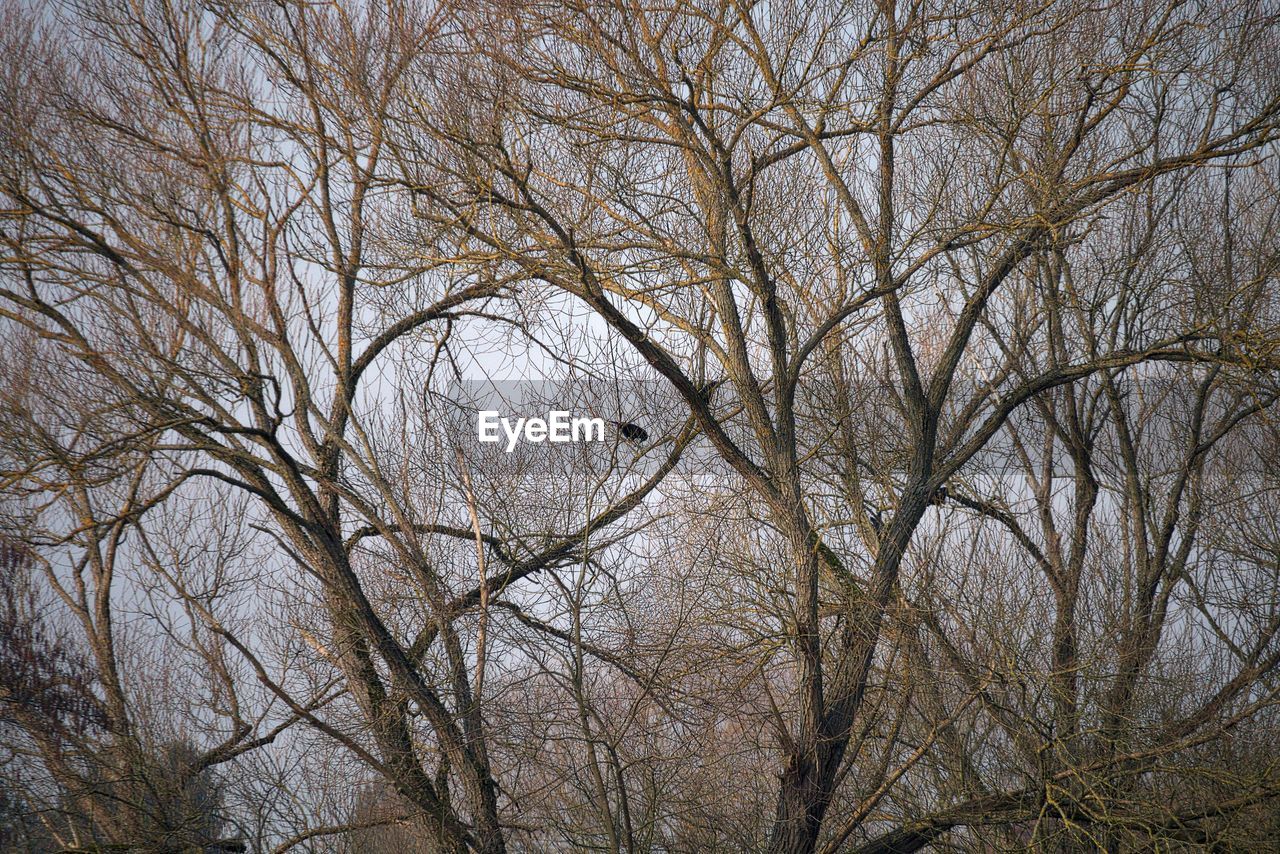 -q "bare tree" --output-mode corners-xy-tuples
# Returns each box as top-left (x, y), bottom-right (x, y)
(399, 0), (1280, 849)
(1, 1), (686, 851)
(3, 0), (1280, 852)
